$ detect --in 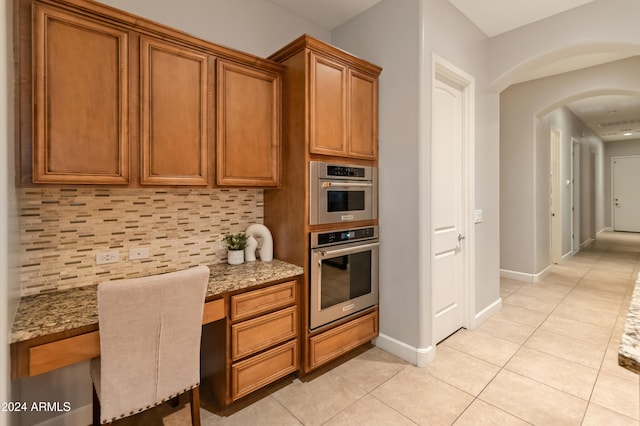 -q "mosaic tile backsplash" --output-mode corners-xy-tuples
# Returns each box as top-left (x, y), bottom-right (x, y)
(19, 187), (263, 295)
